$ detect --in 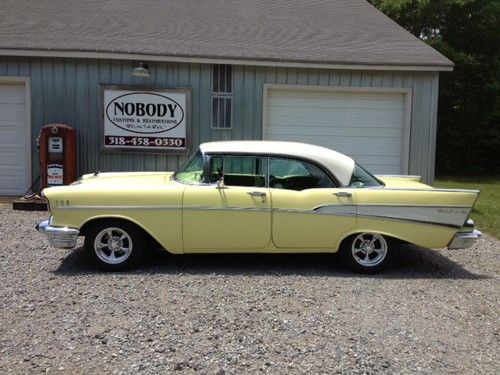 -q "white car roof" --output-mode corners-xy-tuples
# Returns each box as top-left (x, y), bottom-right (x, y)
(199, 141), (355, 186)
